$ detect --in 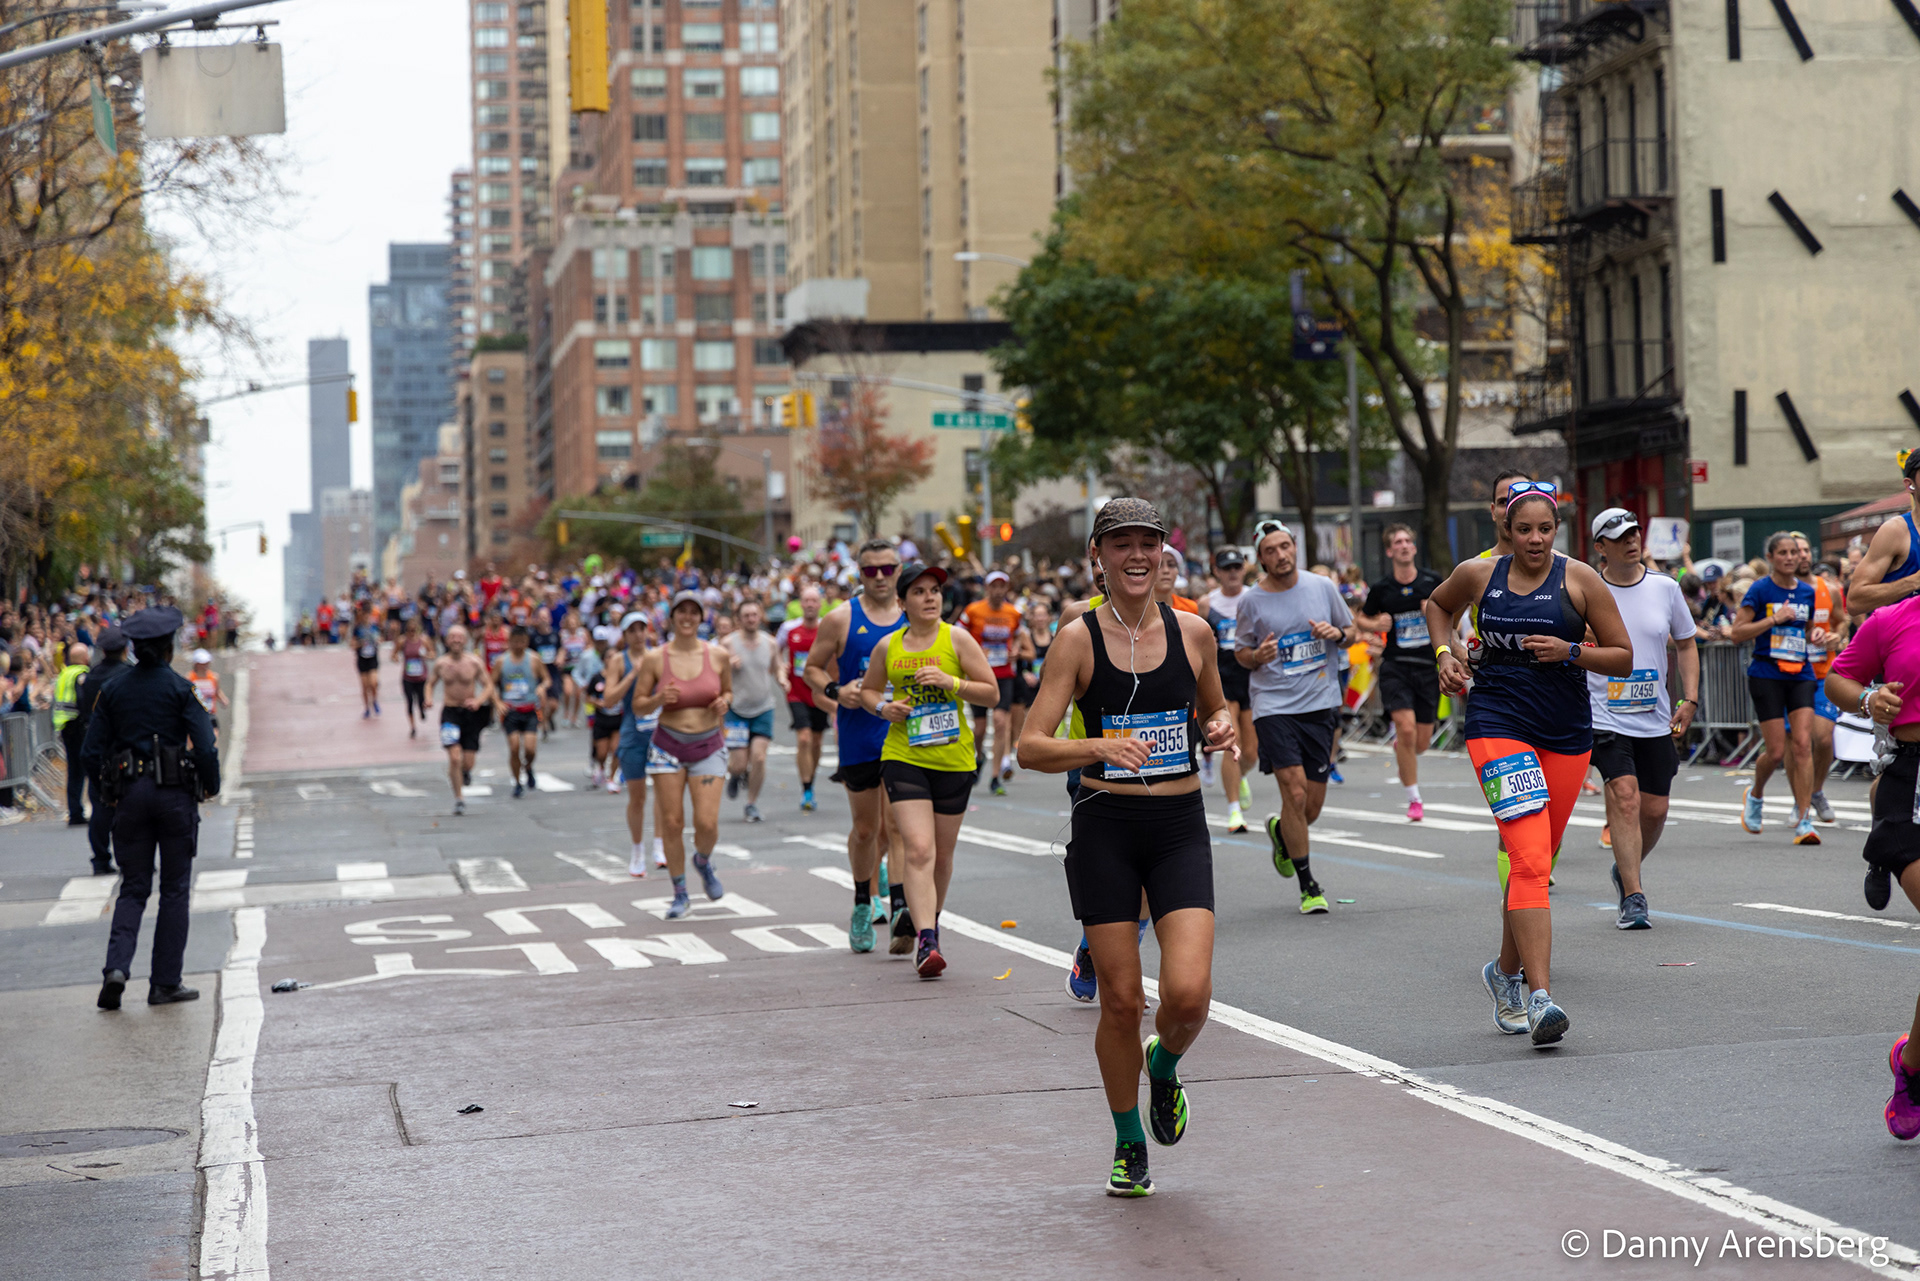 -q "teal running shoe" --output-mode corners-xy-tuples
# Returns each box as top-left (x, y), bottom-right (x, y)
(848, 902), (875, 953)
